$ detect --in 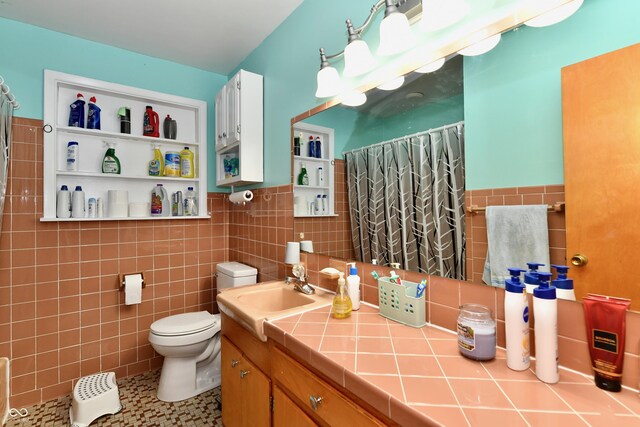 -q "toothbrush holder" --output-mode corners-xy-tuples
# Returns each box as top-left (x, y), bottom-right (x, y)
(378, 277), (426, 328)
